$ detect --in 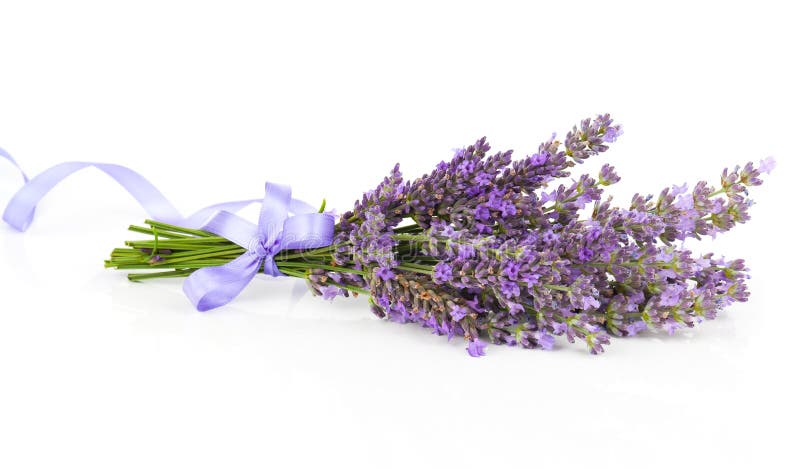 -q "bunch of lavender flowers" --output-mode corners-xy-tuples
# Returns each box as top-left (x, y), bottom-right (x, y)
(106, 114), (774, 357)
